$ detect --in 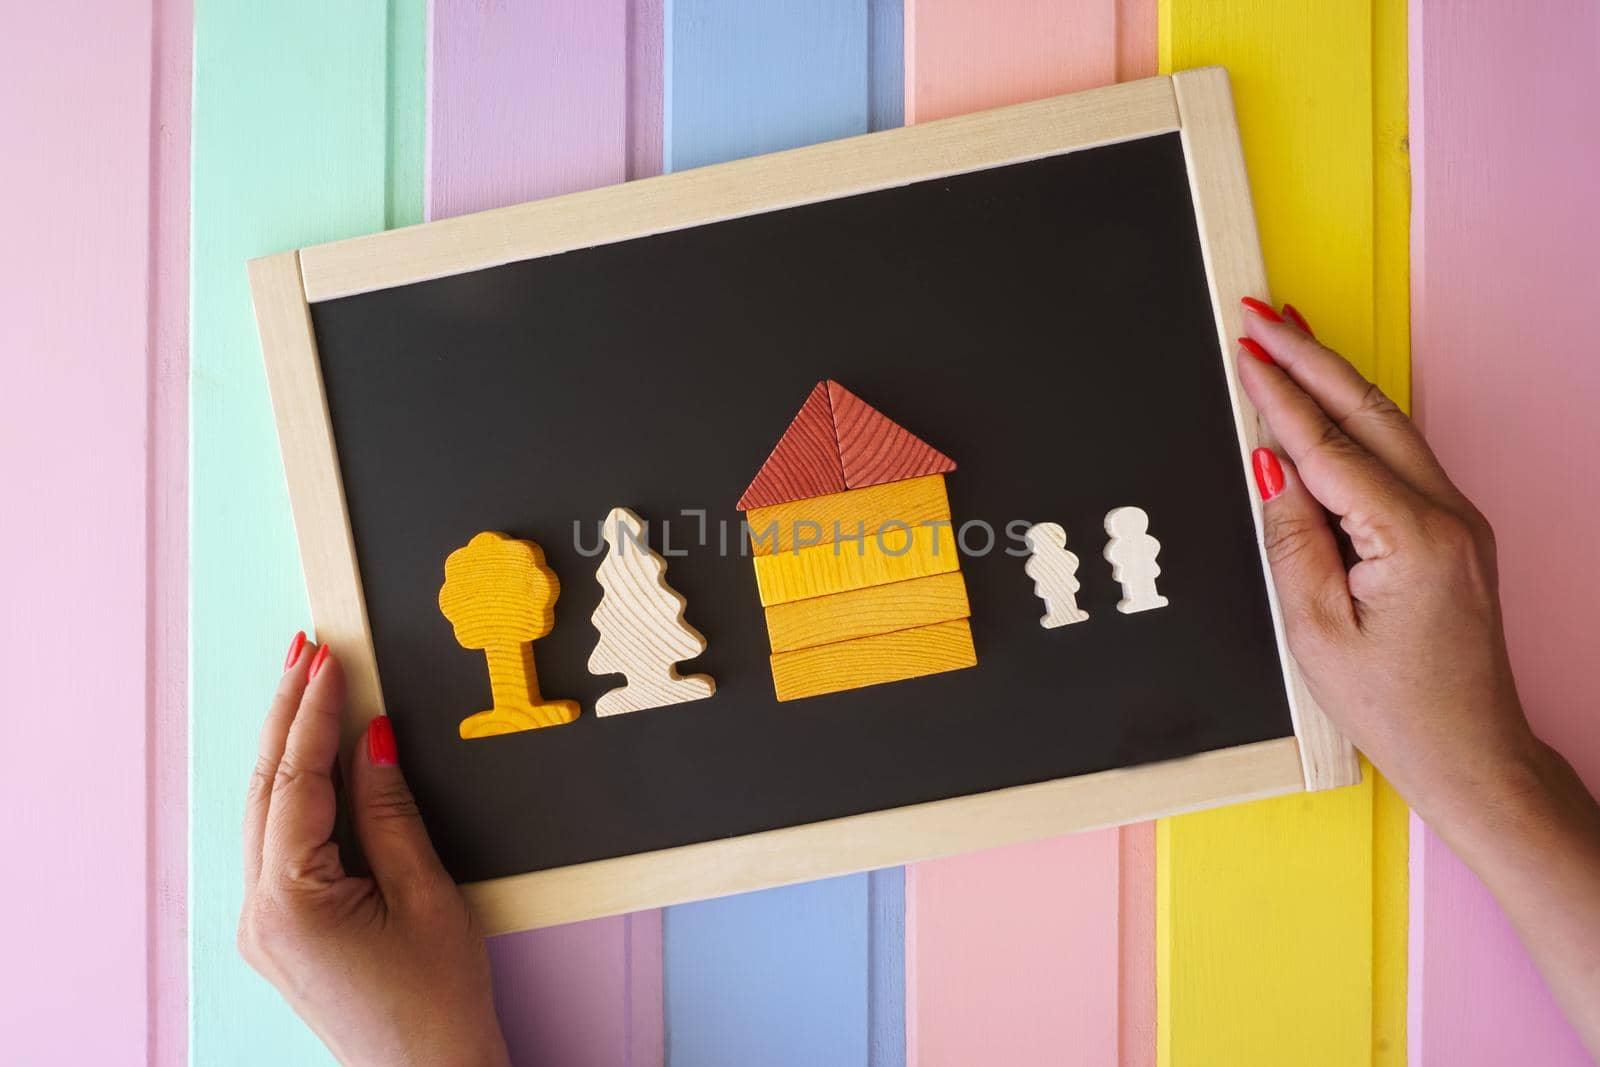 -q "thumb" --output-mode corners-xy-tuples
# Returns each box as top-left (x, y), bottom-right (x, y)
(1252, 448), (1356, 647)
(349, 715), (452, 902)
